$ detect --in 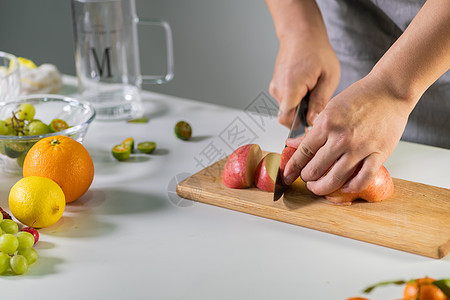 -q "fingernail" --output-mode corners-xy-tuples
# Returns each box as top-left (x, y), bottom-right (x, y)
(305, 181), (312, 192)
(341, 183), (354, 193)
(284, 173), (296, 185)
